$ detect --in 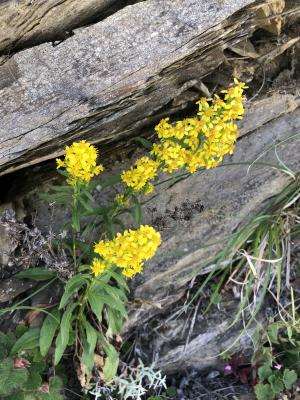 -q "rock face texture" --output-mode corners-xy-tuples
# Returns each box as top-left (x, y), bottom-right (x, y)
(0, 0), (138, 54)
(0, 0), (272, 175)
(0, 0), (300, 376)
